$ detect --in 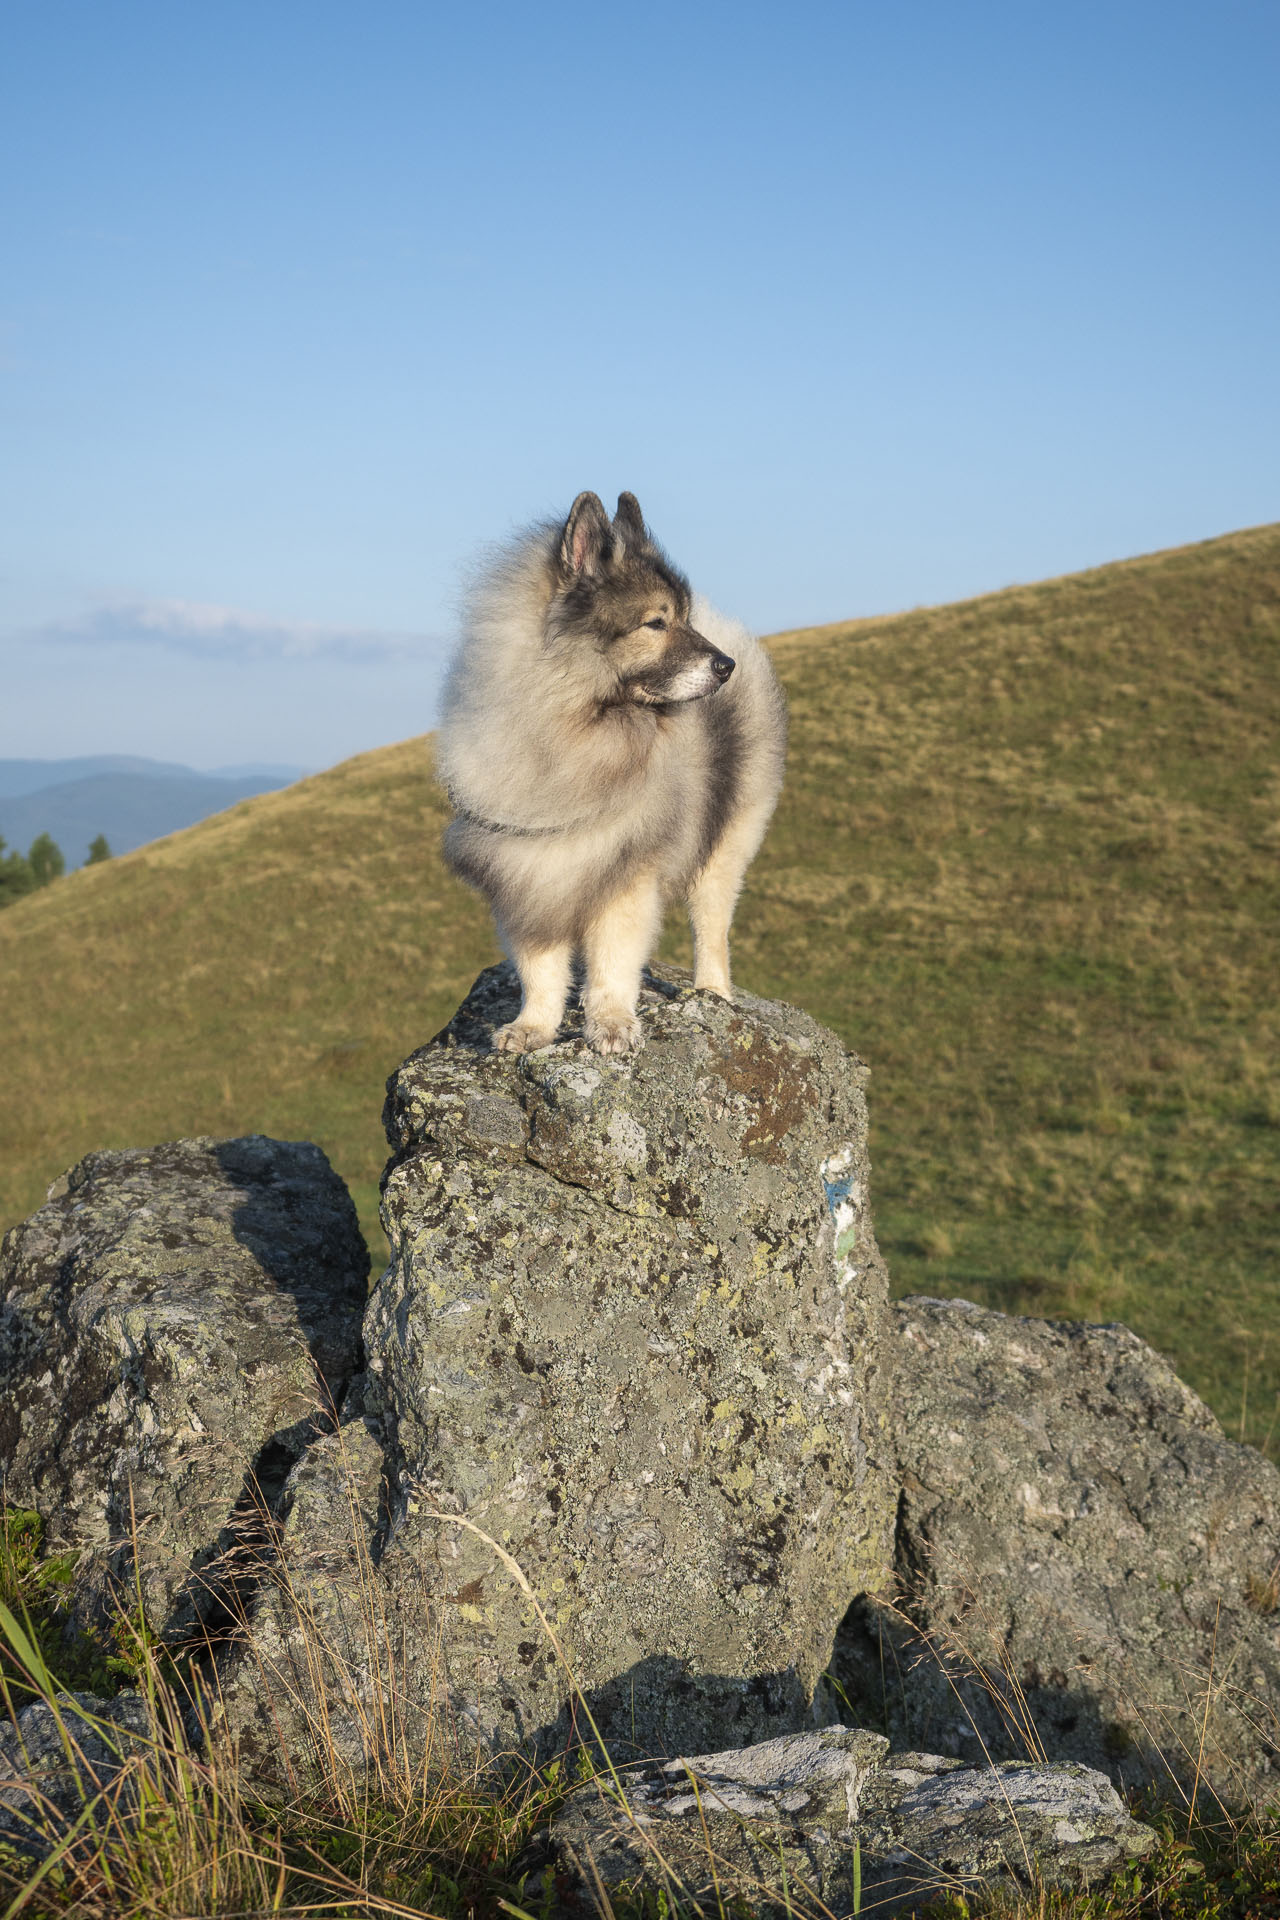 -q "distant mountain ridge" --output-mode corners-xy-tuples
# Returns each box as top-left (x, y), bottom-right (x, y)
(0, 757), (312, 866)
(0, 755), (197, 797)
(0, 755), (311, 798)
